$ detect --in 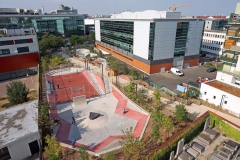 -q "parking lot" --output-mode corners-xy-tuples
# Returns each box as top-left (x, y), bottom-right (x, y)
(150, 66), (217, 92)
